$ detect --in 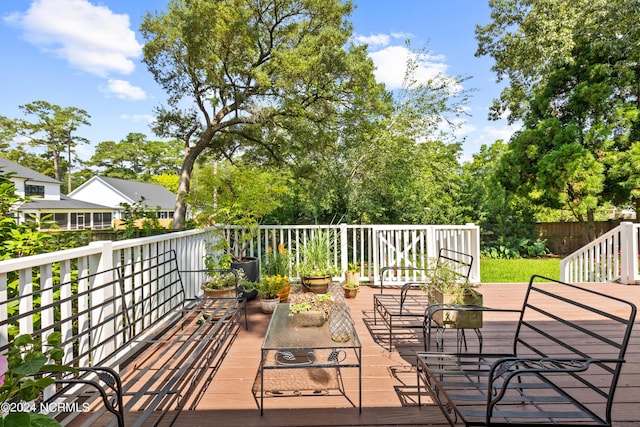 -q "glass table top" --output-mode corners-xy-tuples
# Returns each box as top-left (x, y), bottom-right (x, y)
(262, 303), (361, 350)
